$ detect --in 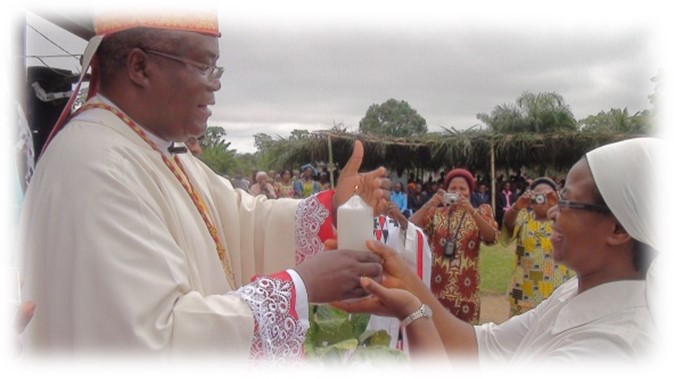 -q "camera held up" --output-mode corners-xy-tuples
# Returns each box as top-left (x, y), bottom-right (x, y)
(530, 193), (546, 205)
(443, 192), (459, 206)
